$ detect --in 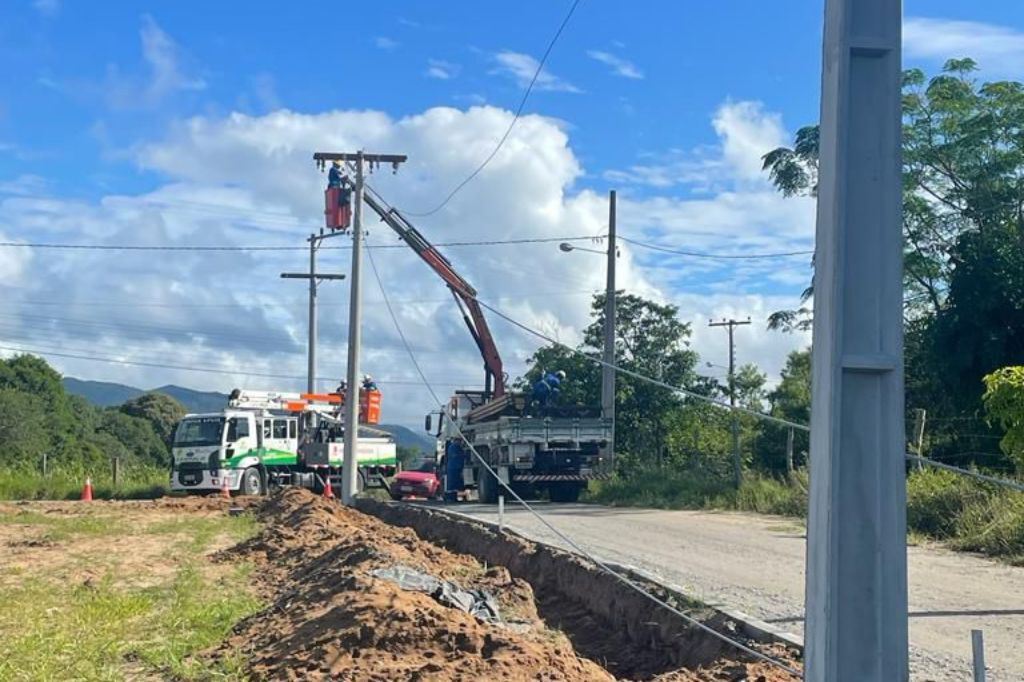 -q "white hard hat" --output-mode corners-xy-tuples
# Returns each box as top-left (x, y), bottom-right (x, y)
(556, 370), (567, 379)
